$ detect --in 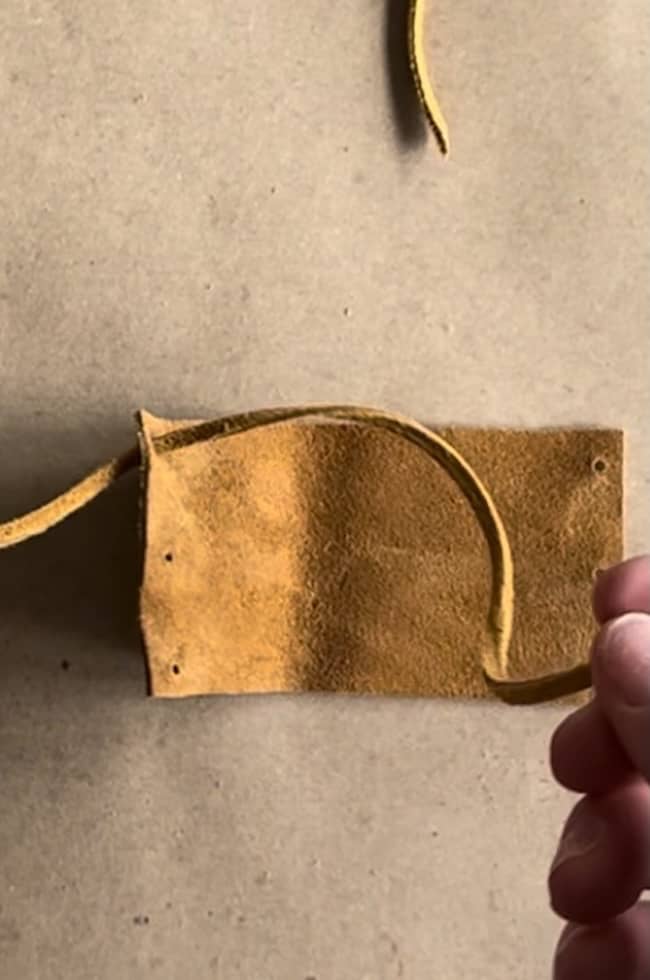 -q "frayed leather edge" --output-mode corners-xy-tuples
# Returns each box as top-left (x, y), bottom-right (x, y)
(135, 410), (155, 698)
